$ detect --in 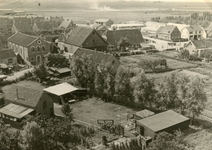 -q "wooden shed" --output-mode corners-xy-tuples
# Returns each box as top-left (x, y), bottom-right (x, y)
(135, 110), (190, 139)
